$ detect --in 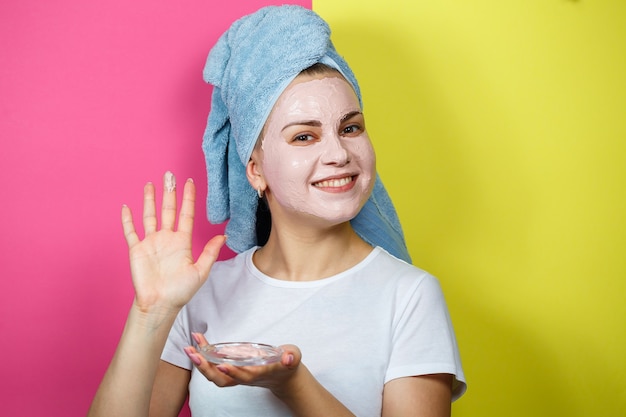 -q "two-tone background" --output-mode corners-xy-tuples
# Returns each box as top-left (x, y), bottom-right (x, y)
(1, 0), (624, 415)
